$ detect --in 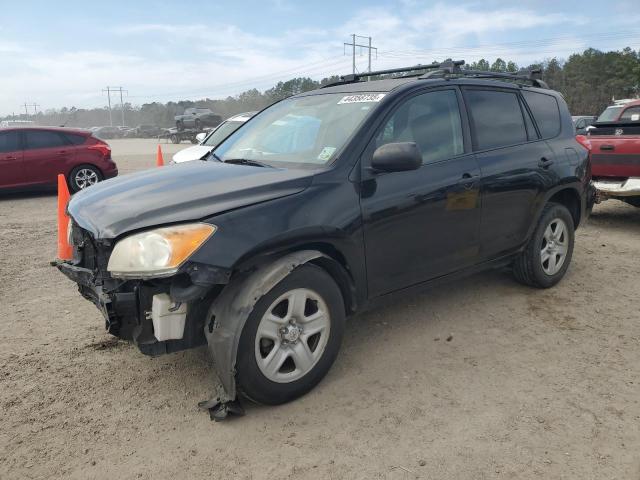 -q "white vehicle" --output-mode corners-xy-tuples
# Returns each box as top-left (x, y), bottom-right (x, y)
(0, 120), (34, 128)
(171, 112), (255, 164)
